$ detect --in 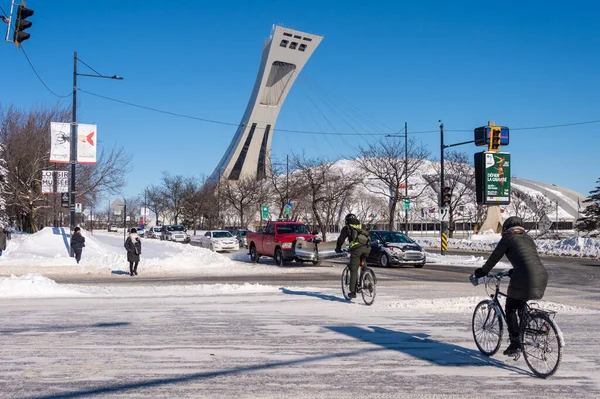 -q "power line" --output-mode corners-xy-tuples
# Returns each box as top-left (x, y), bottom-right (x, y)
(20, 46), (72, 98)
(78, 89), (392, 136)
(77, 89), (600, 137)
